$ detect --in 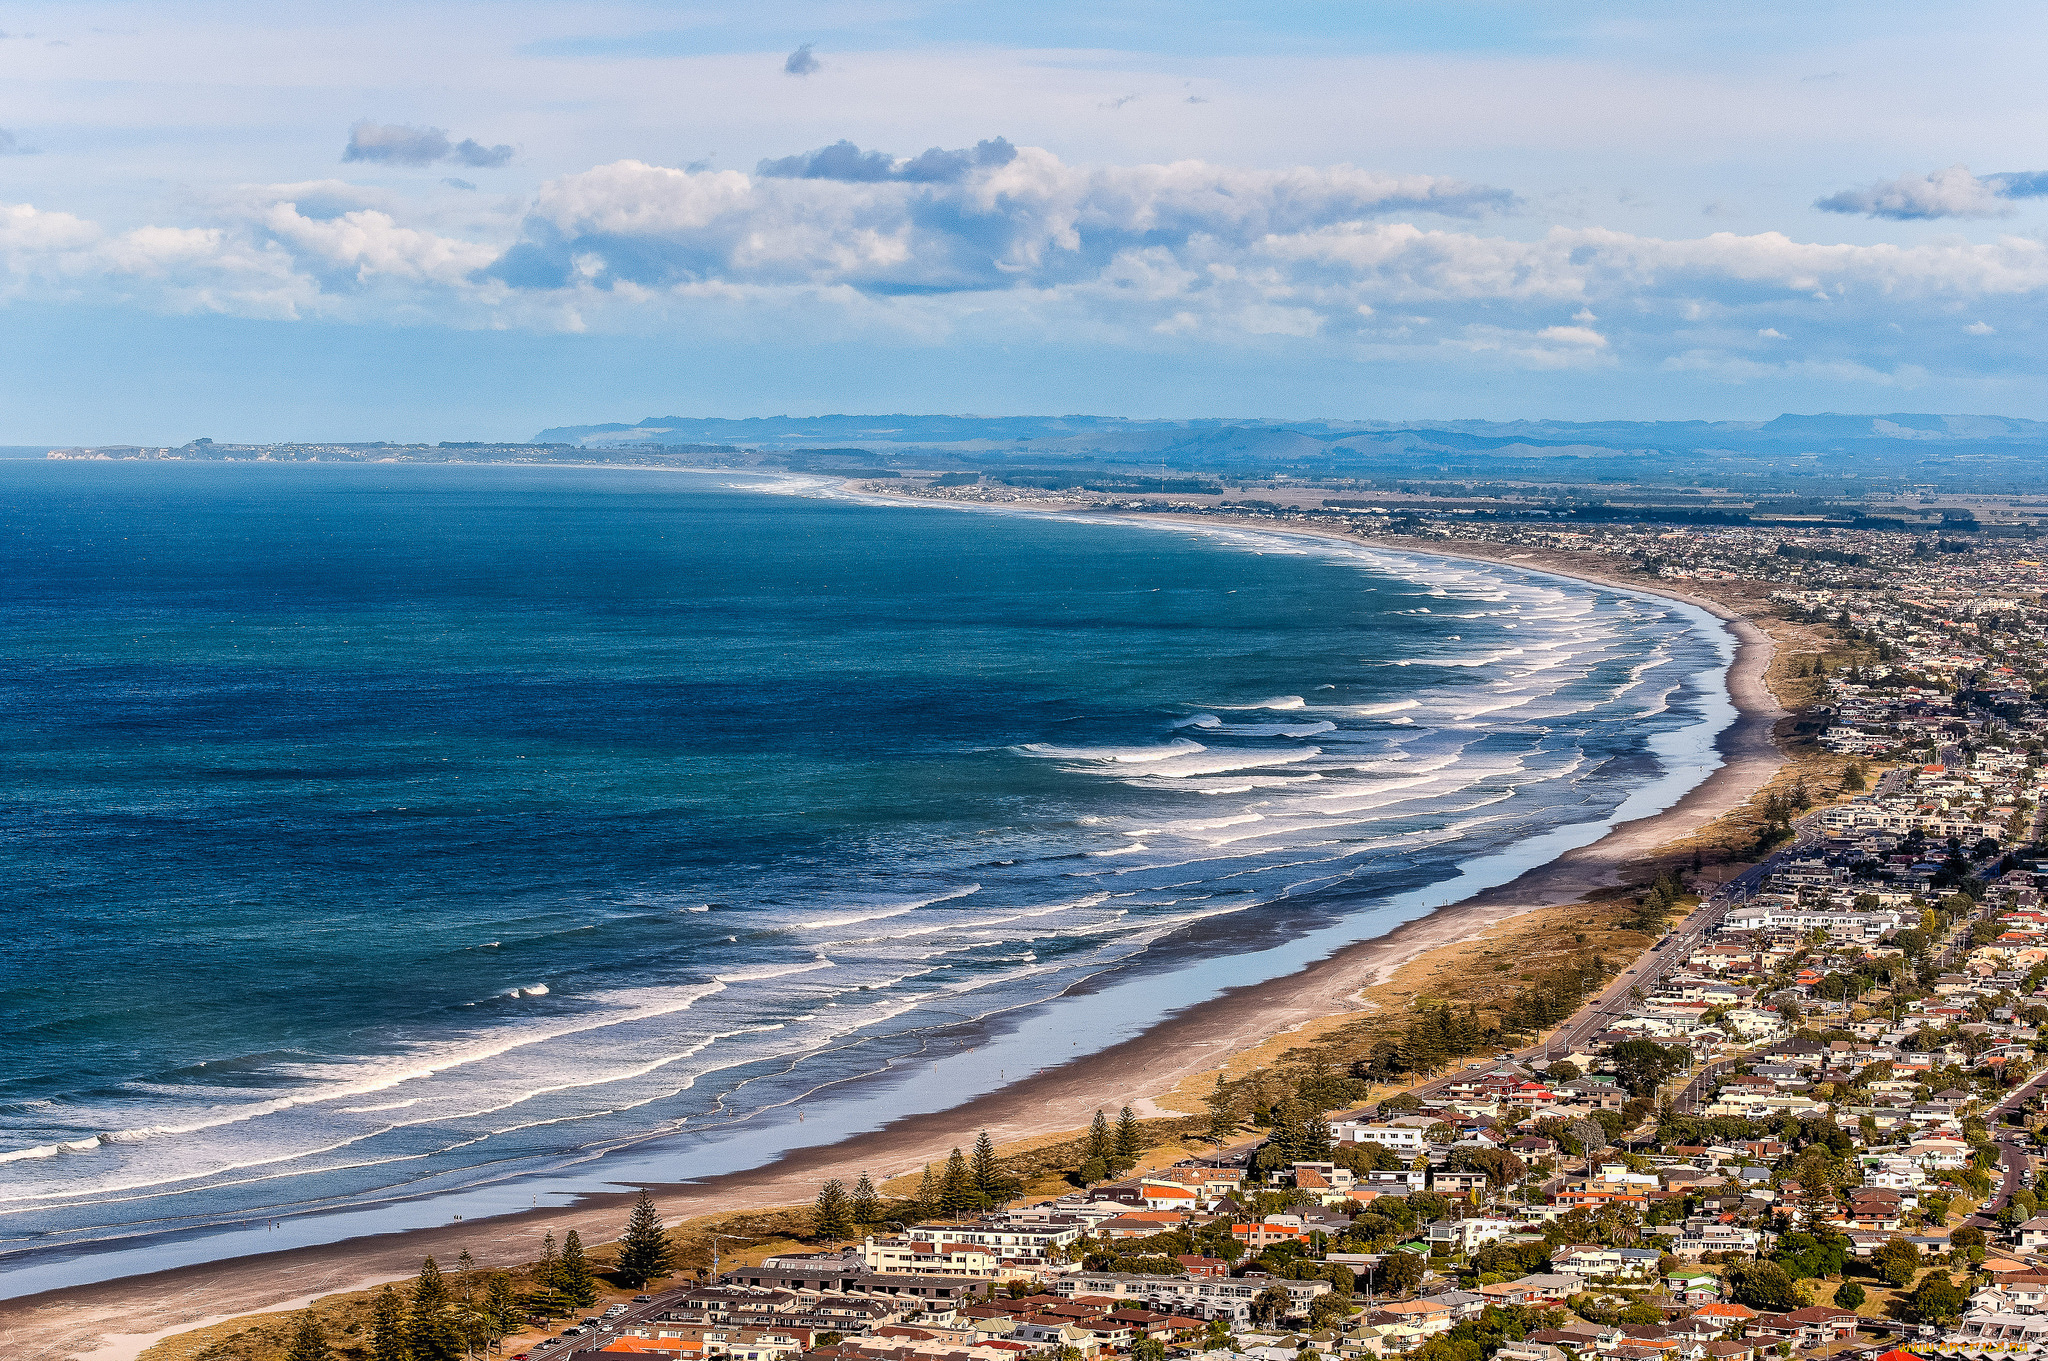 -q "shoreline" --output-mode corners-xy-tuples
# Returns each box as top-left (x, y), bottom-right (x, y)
(1, 511), (1788, 1361)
